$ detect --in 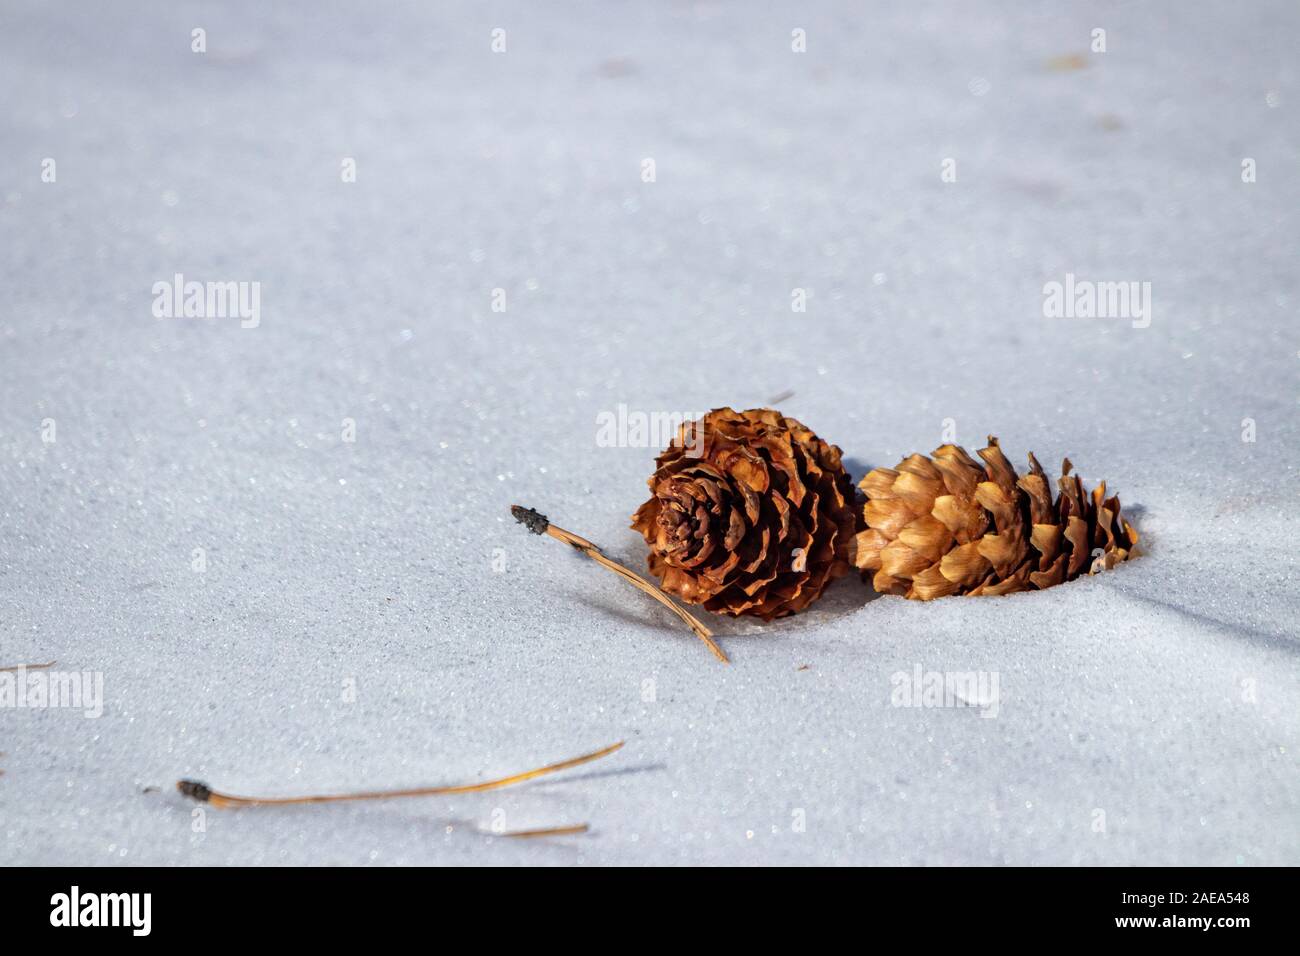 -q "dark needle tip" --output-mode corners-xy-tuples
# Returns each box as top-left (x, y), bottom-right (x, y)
(177, 779), (213, 802)
(511, 505), (550, 536)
